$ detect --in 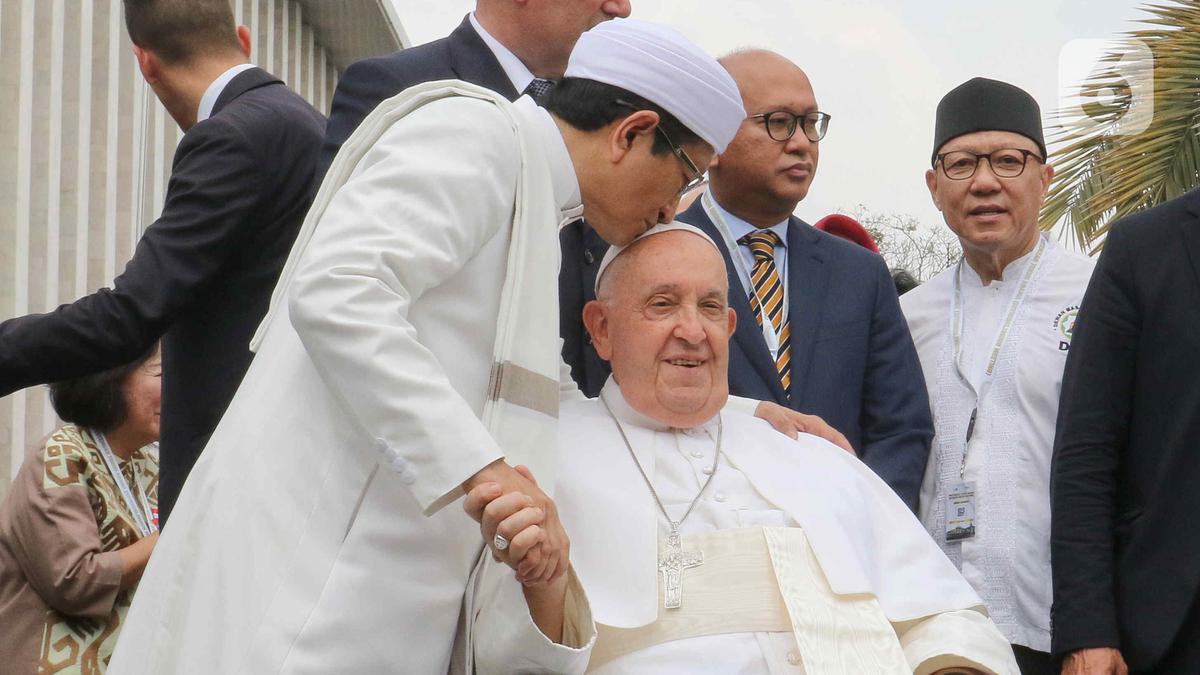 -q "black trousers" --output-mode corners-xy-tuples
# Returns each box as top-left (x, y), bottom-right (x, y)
(1013, 644), (1056, 675)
